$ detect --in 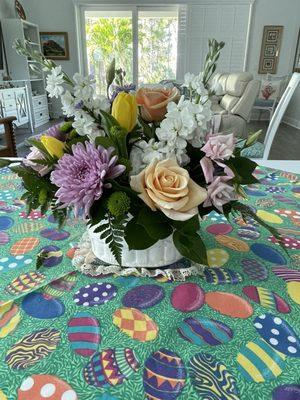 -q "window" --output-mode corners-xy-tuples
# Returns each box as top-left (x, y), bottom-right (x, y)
(78, 6), (178, 94)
